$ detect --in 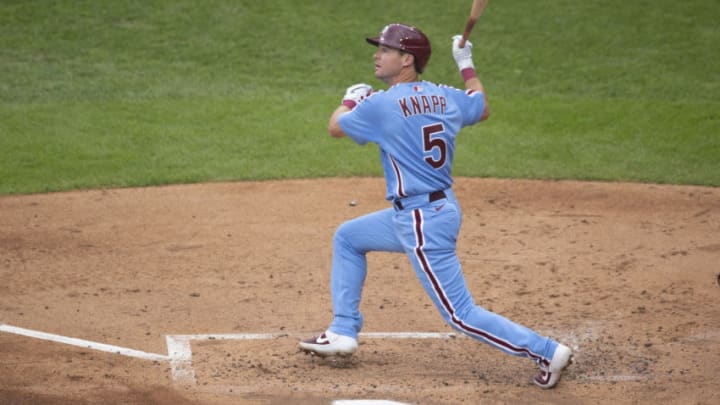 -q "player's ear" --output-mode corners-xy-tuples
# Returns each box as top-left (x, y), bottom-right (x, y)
(401, 52), (415, 69)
